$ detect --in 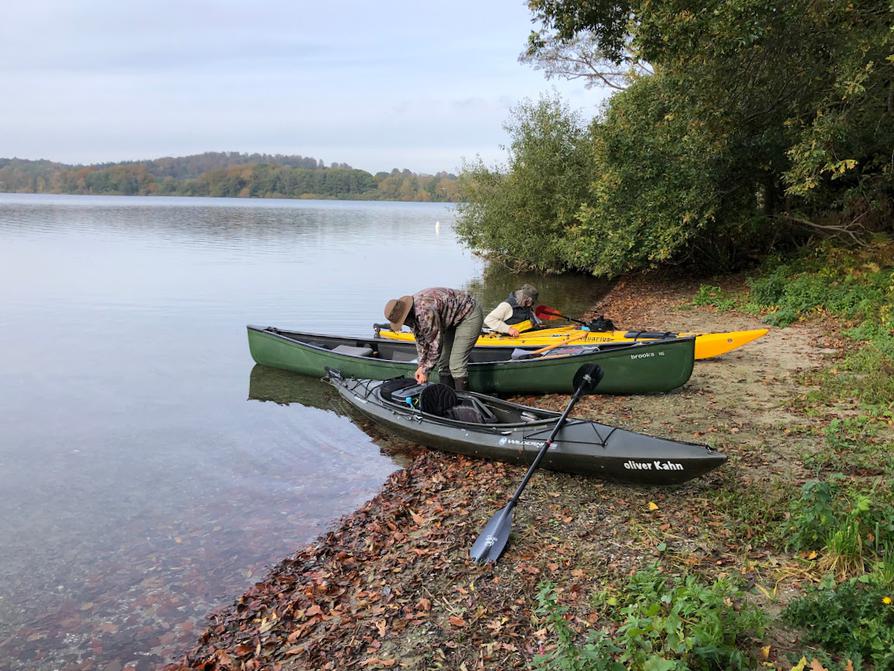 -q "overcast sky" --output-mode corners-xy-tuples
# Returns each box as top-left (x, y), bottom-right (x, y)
(0, 1), (610, 174)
